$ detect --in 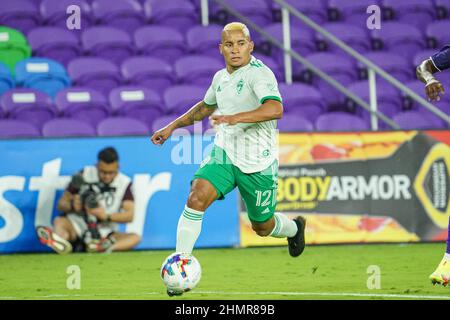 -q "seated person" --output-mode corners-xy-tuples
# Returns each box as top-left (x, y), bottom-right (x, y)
(36, 147), (141, 253)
